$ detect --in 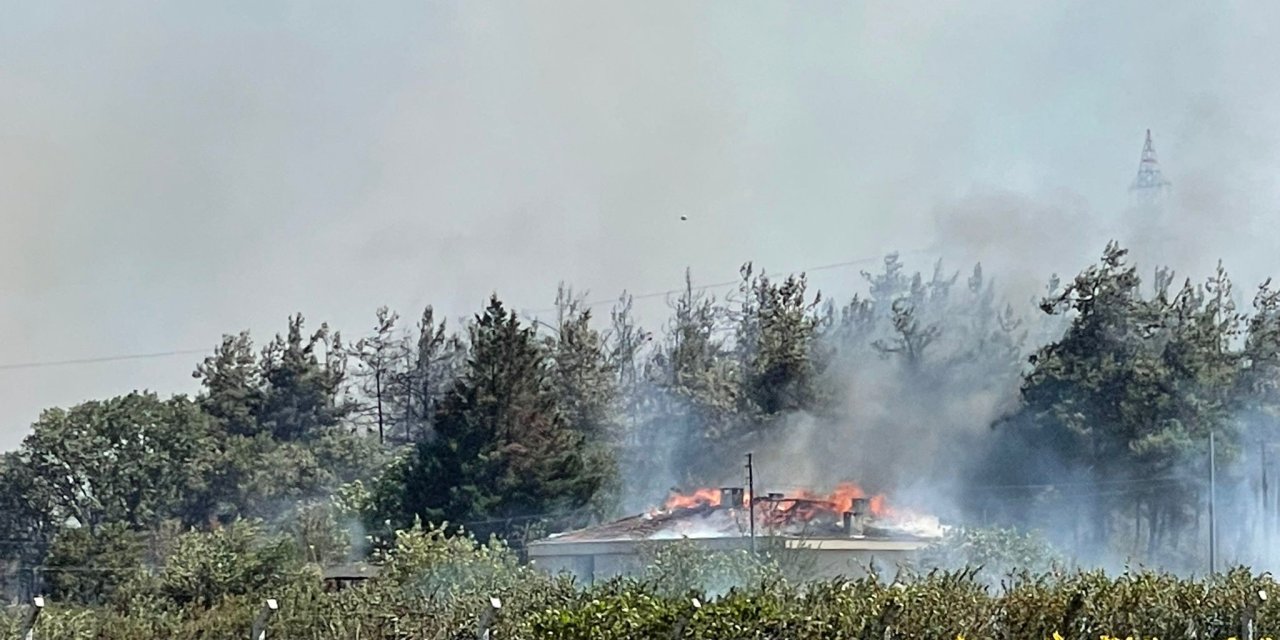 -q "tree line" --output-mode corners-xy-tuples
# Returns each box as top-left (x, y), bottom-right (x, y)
(2, 242), (1279, 601)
